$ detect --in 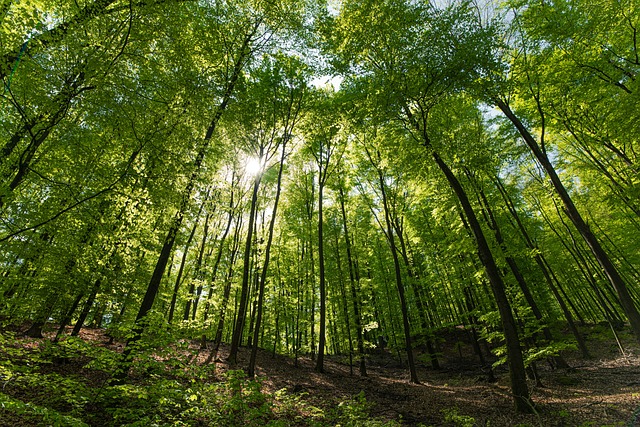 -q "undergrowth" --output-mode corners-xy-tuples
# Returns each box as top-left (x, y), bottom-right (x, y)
(0, 331), (400, 426)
